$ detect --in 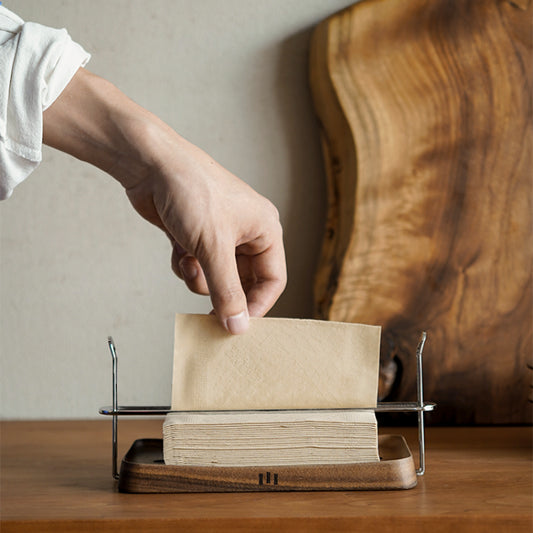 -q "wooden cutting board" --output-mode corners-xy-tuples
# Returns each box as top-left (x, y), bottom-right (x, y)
(309, 0), (532, 424)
